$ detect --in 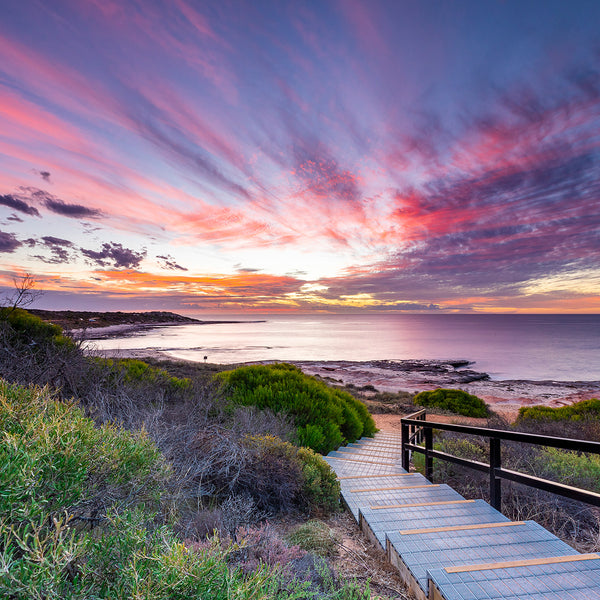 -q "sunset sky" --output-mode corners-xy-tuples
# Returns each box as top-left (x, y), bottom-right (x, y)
(1, 0), (599, 313)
